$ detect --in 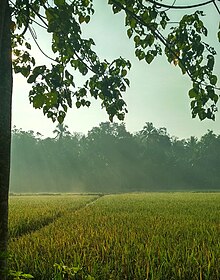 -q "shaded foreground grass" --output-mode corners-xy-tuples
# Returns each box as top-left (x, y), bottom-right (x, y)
(9, 193), (220, 279)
